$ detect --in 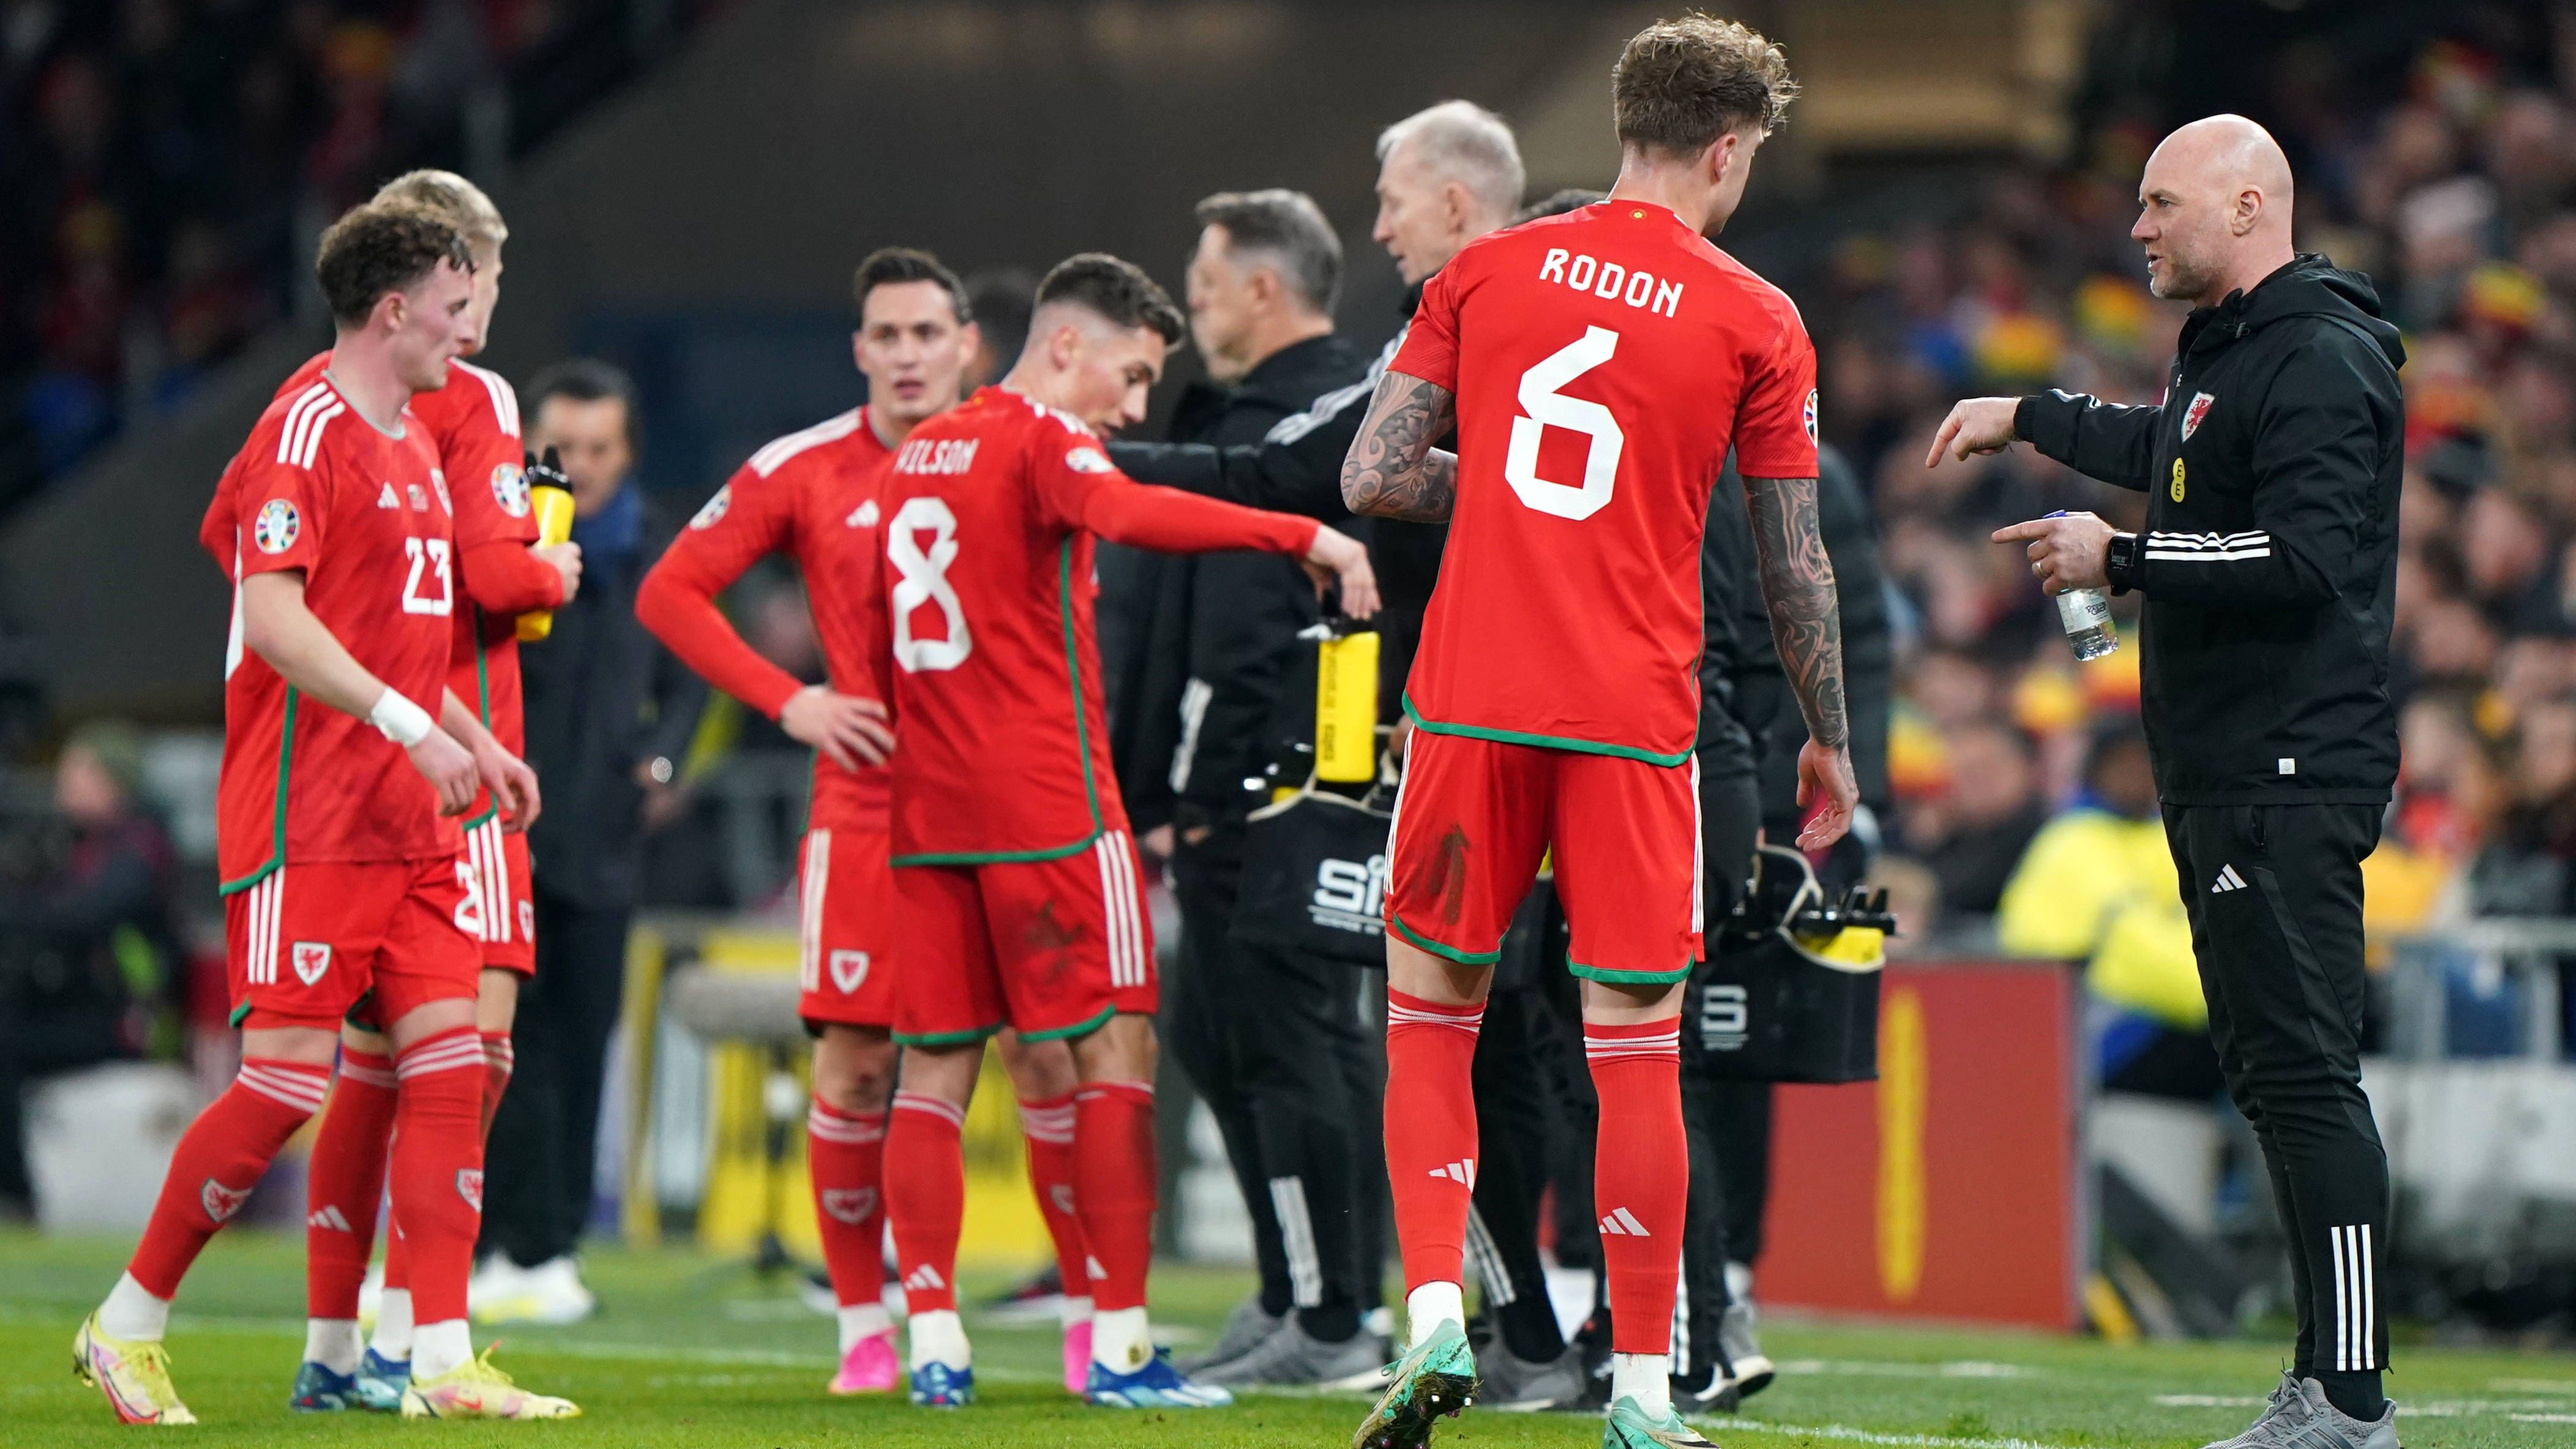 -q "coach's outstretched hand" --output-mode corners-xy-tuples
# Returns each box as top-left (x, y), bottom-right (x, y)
(782, 684), (896, 771)
(1303, 525), (1380, 619)
(408, 730), (481, 817)
(1925, 396), (2021, 466)
(1794, 738), (1858, 850)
